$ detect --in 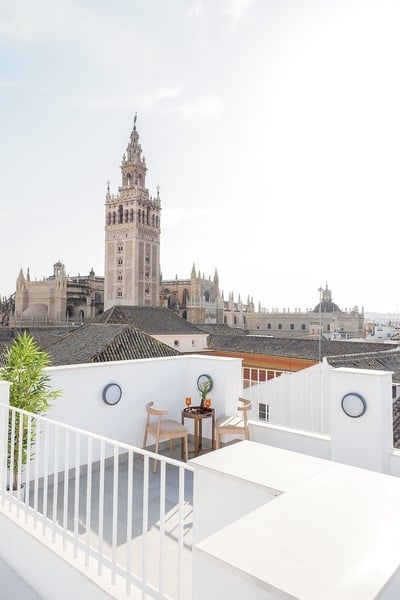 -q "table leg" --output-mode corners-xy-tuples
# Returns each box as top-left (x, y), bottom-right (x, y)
(212, 410), (215, 450)
(194, 418), (199, 457)
(199, 418), (203, 451)
(181, 413), (185, 458)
